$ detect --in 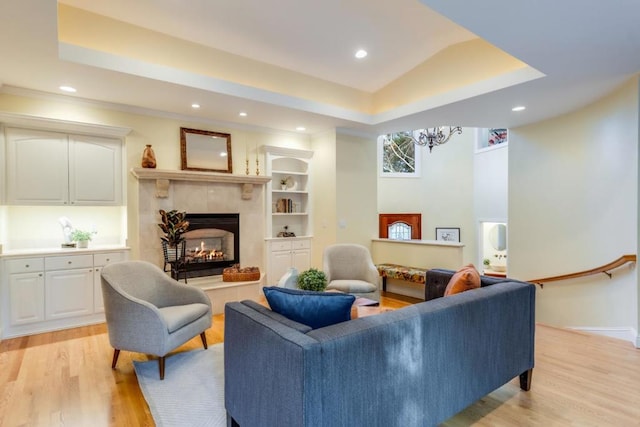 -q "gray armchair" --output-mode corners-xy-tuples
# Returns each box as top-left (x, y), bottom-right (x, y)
(323, 243), (381, 301)
(100, 260), (212, 379)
